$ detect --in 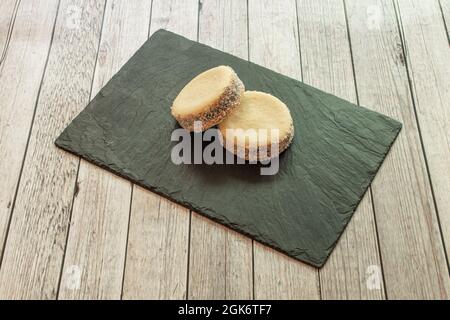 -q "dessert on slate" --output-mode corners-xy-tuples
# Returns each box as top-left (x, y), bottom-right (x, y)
(171, 65), (244, 131)
(171, 66), (294, 160)
(218, 91), (294, 160)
